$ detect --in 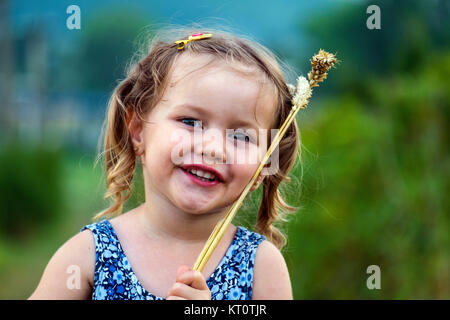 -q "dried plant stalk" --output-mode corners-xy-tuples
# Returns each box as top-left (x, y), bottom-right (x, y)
(192, 50), (337, 272)
(308, 49), (337, 88)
